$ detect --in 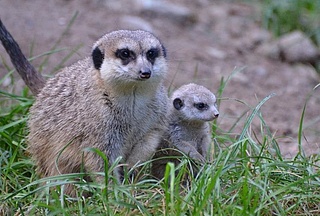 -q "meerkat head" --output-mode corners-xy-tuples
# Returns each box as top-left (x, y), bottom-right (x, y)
(171, 83), (219, 122)
(91, 30), (167, 87)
